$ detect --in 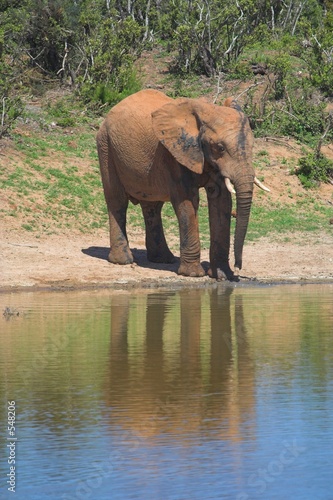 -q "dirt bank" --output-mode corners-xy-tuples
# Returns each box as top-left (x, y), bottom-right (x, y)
(1, 227), (332, 293)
